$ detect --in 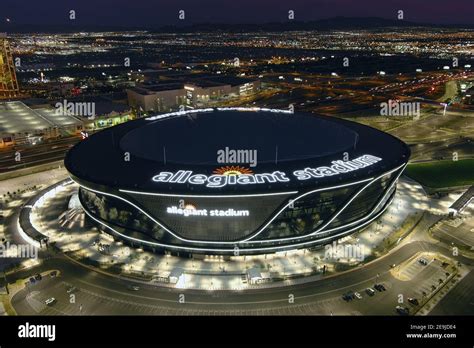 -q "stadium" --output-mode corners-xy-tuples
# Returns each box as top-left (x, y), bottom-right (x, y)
(65, 107), (410, 255)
